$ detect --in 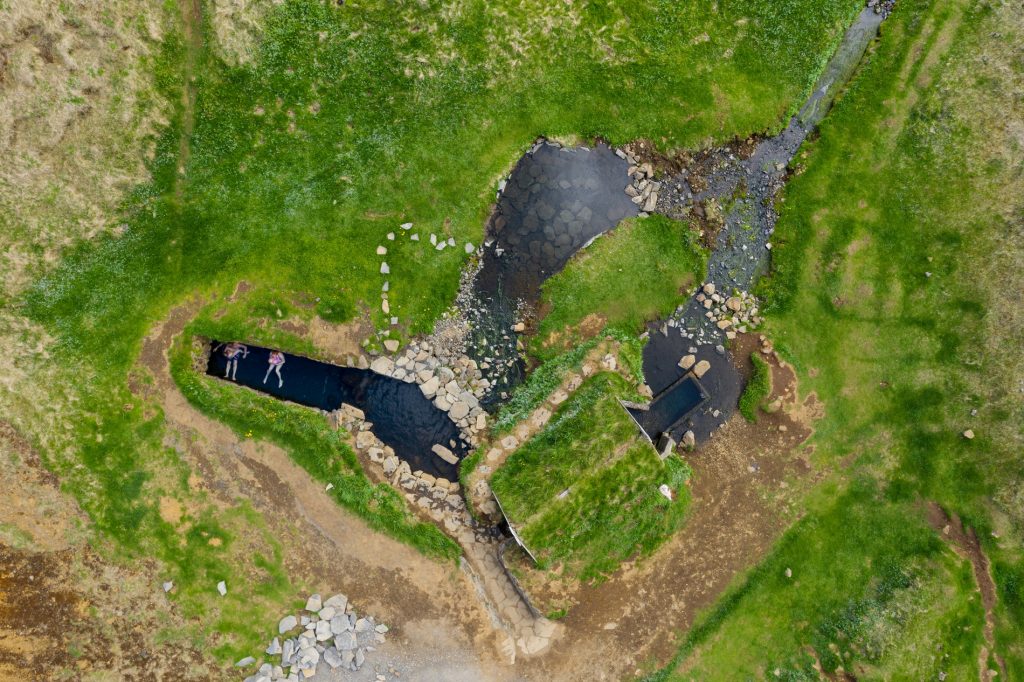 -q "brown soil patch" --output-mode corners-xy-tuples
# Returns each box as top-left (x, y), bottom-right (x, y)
(925, 502), (1007, 681)
(0, 544), (221, 682)
(511, 338), (817, 680)
(158, 496), (183, 526)
(0, 421), (218, 680)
